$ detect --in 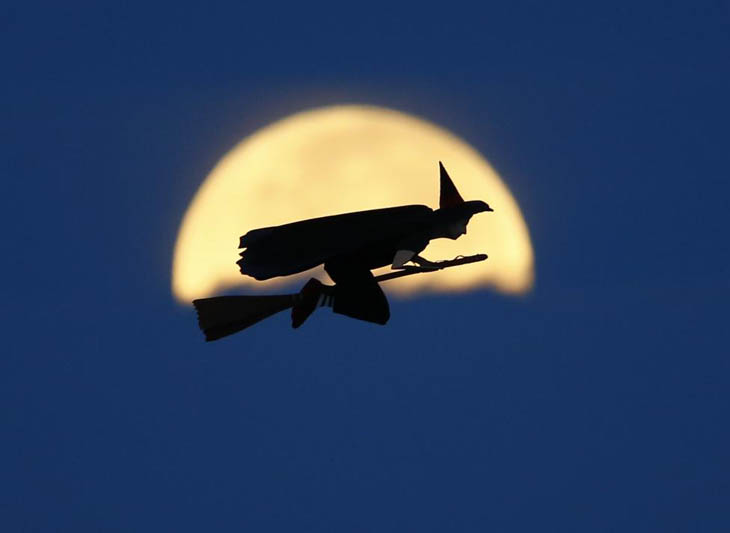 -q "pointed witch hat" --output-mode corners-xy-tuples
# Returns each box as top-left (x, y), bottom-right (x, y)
(436, 161), (493, 218)
(439, 161), (465, 209)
